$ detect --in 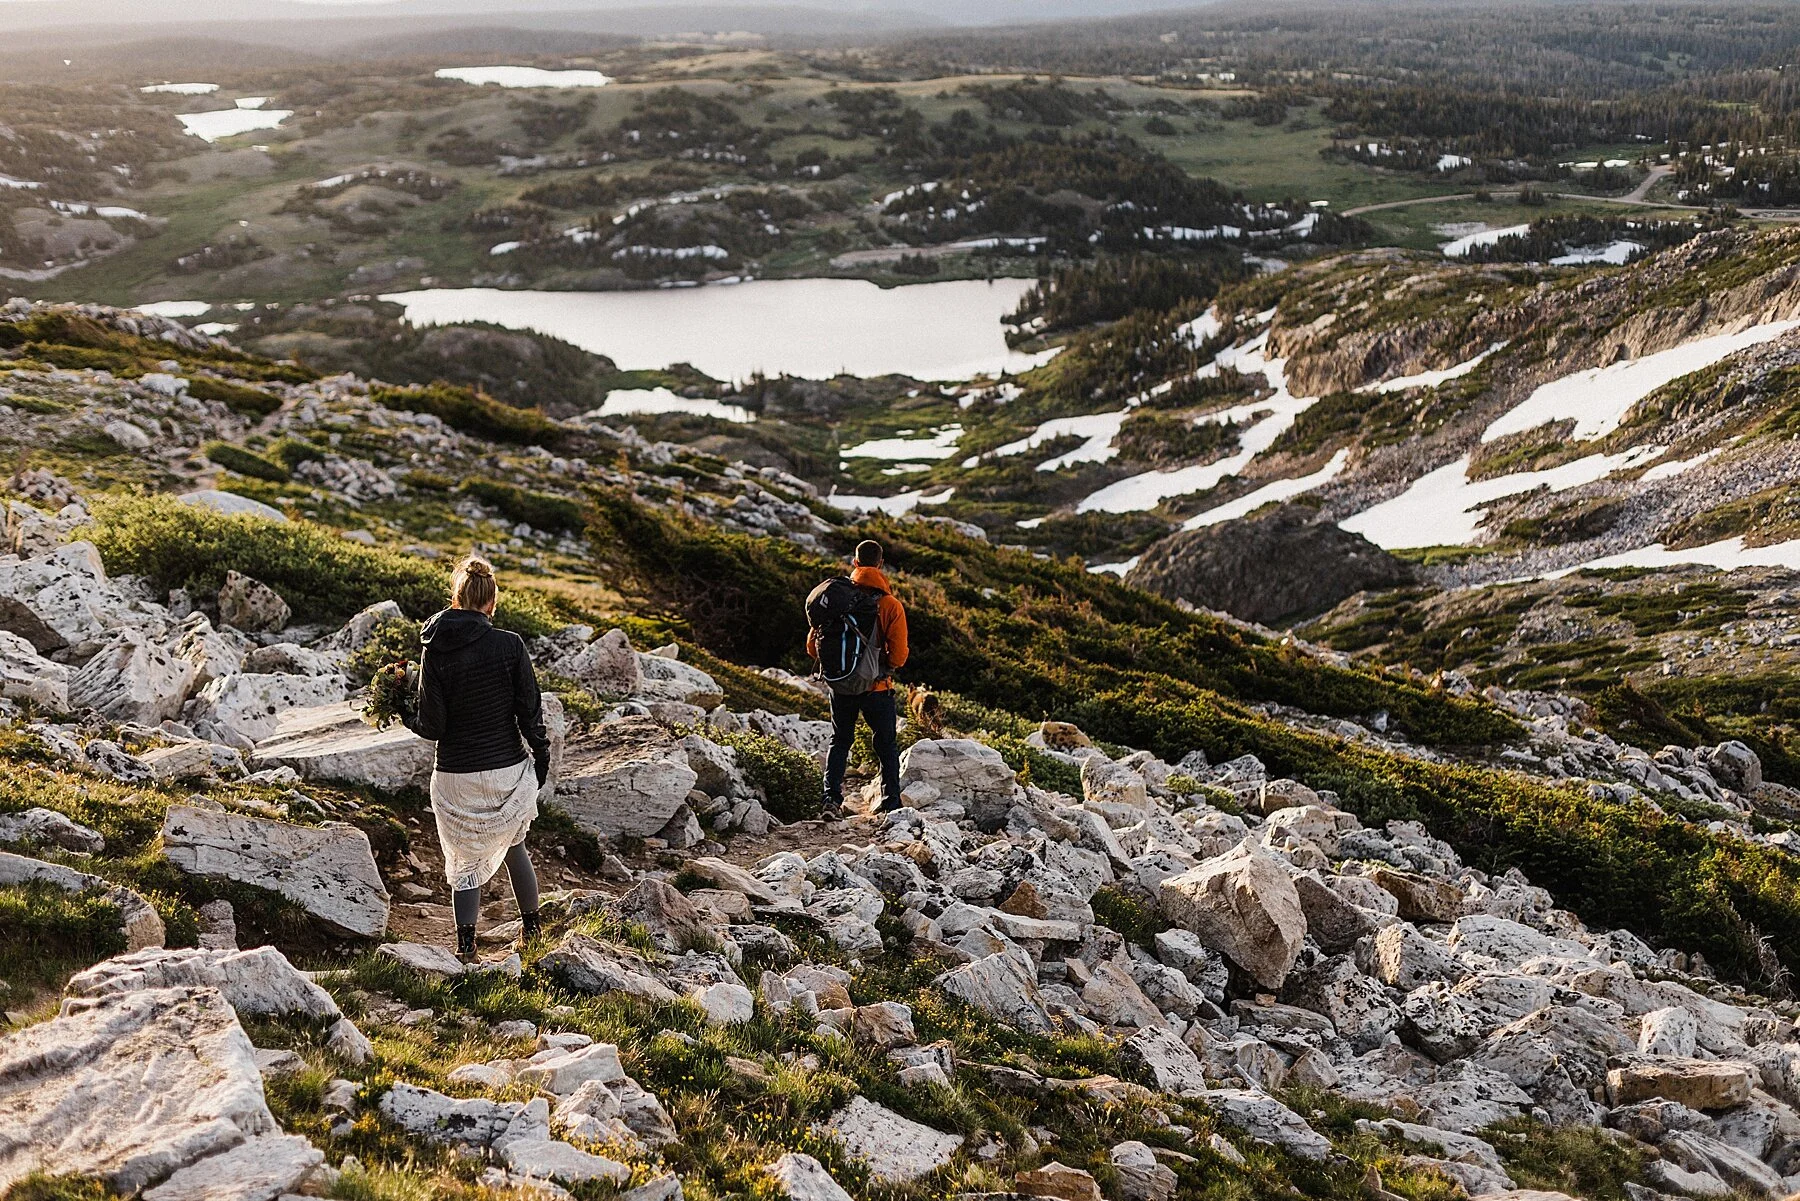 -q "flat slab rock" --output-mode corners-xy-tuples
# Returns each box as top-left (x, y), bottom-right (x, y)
(816, 1095), (963, 1183)
(0, 987), (278, 1195)
(161, 804), (390, 939)
(250, 700), (434, 793)
(140, 1133), (322, 1201)
(1204, 1089), (1332, 1161)
(67, 945), (341, 1020)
